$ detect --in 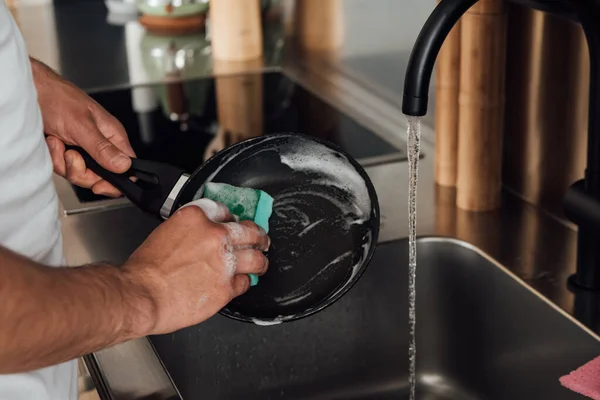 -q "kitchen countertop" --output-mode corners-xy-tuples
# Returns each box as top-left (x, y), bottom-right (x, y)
(12, 1), (599, 398)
